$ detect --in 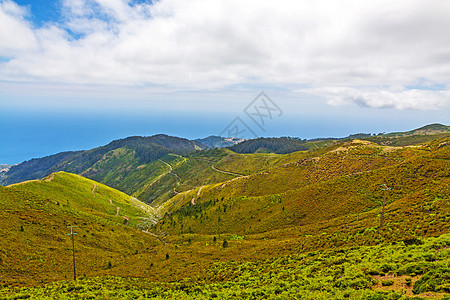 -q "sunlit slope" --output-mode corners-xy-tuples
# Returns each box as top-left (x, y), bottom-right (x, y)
(0, 172), (158, 286)
(155, 139), (450, 241)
